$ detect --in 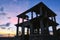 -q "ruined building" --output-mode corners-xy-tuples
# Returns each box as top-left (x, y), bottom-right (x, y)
(15, 2), (59, 40)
